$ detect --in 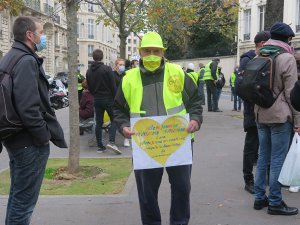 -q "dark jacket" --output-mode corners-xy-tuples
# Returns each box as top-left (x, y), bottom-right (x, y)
(290, 80), (300, 111)
(238, 50), (256, 131)
(210, 61), (219, 80)
(113, 70), (123, 89)
(86, 61), (116, 100)
(0, 41), (67, 149)
(114, 59), (203, 133)
(79, 90), (94, 120)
